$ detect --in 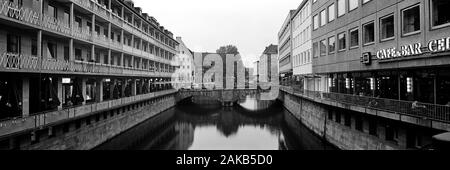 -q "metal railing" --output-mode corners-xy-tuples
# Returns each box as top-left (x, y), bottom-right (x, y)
(0, 89), (178, 137)
(282, 86), (450, 123)
(0, 52), (173, 77)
